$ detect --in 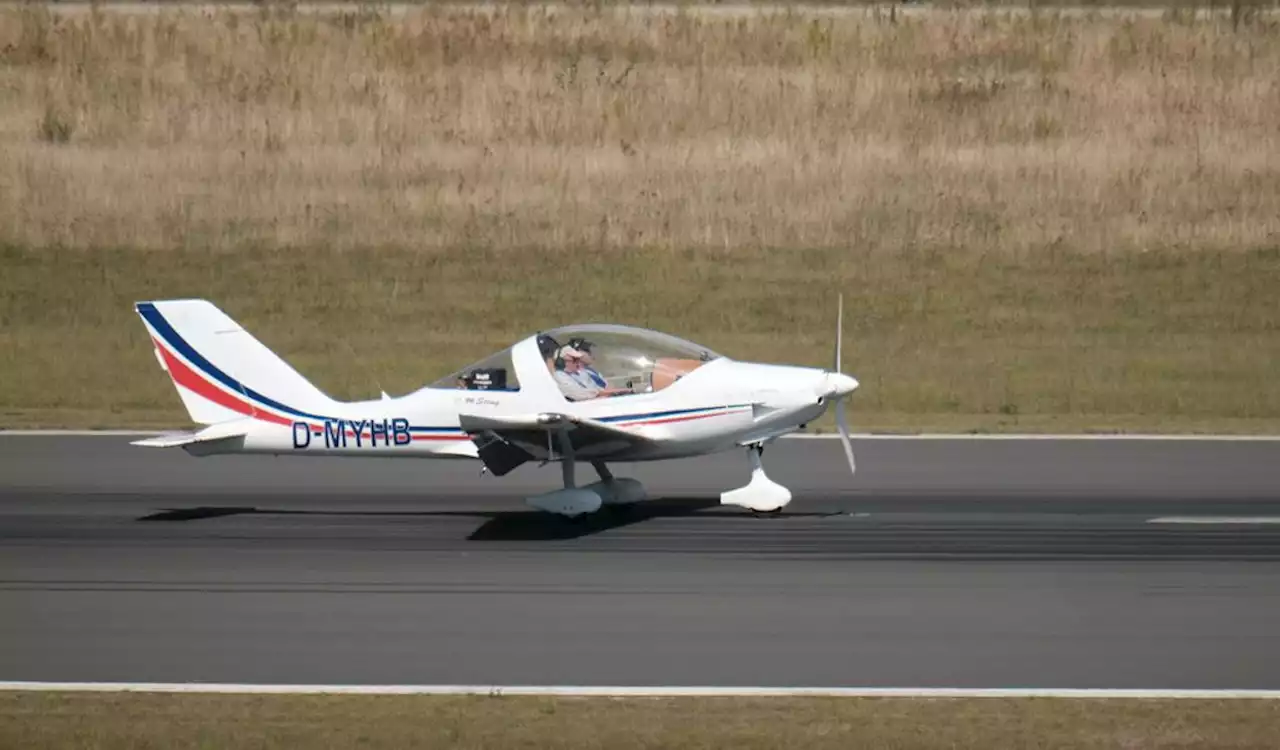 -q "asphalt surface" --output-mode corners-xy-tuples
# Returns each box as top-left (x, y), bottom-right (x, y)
(3, 434), (1280, 688)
